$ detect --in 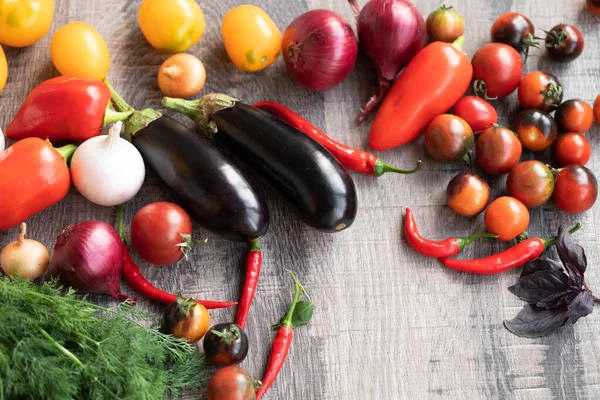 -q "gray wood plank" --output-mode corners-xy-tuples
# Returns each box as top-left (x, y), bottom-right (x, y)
(1, 0), (600, 399)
